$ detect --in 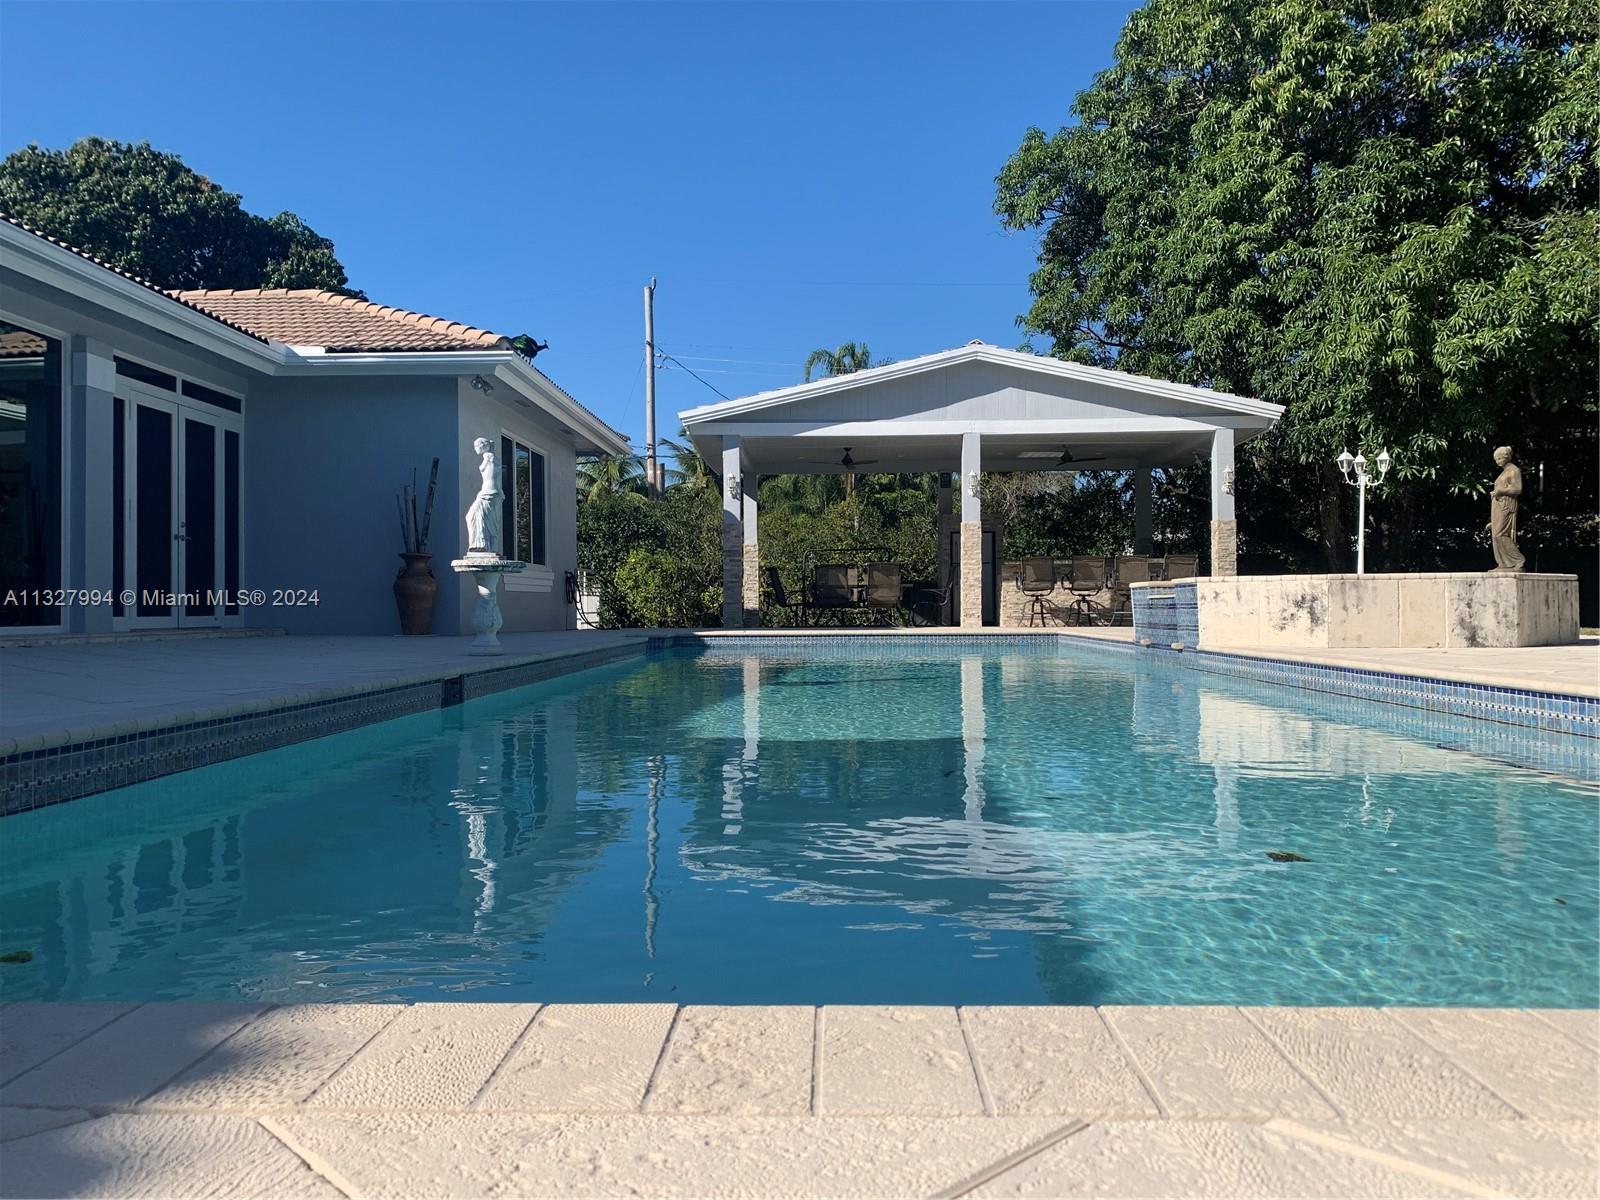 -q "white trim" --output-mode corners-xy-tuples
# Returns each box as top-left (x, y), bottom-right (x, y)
(3, 222), (630, 457)
(504, 565), (554, 593)
(678, 342), (1285, 424)
(689, 416), (1256, 439)
(0, 221), (287, 371)
(498, 427), (549, 569)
